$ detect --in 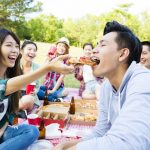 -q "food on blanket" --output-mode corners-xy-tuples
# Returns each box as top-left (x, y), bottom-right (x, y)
(50, 114), (54, 119)
(75, 102), (83, 108)
(44, 113), (50, 119)
(71, 115), (84, 121)
(71, 113), (96, 122)
(37, 110), (43, 117)
(49, 113), (66, 120)
(41, 104), (69, 116)
(41, 104), (65, 111)
(44, 107), (69, 114)
(84, 115), (96, 121)
(53, 114), (59, 120)
(37, 110), (50, 119)
(67, 56), (98, 66)
(76, 116), (85, 121)
(48, 104), (64, 107)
